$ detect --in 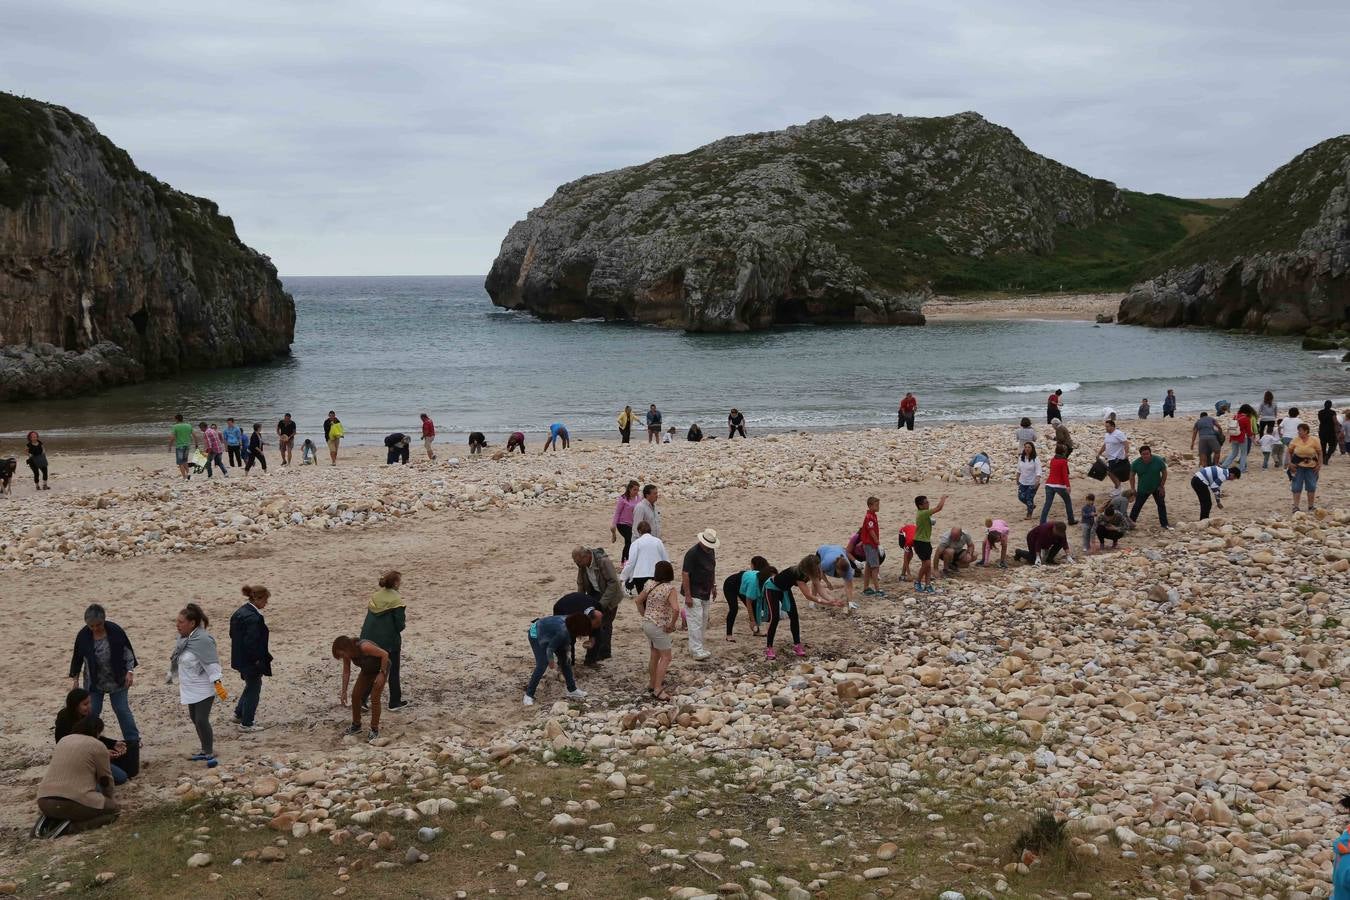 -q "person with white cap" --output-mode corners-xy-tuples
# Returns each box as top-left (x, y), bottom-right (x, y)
(681, 529), (719, 661)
